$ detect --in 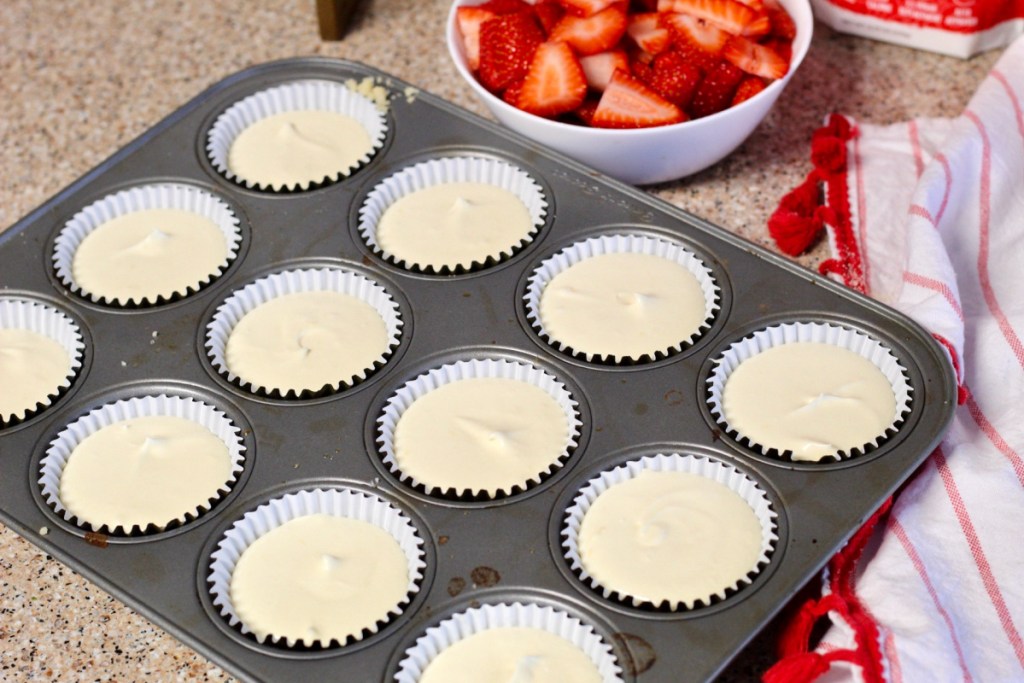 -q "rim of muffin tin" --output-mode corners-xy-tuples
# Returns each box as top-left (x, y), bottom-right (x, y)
(29, 381), (256, 544)
(365, 346), (592, 507)
(203, 78), (391, 193)
(50, 181), (245, 309)
(547, 443), (787, 621)
(200, 258), (411, 403)
(701, 316), (916, 467)
(354, 152), (551, 276)
(0, 293), (90, 432)
(517, 226), (730, 369)
(196, 479), (436, 660)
